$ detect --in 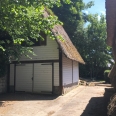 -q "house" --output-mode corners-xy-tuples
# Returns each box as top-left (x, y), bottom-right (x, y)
(8, 11), (85, 95)
(106, 0), (116, 89)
